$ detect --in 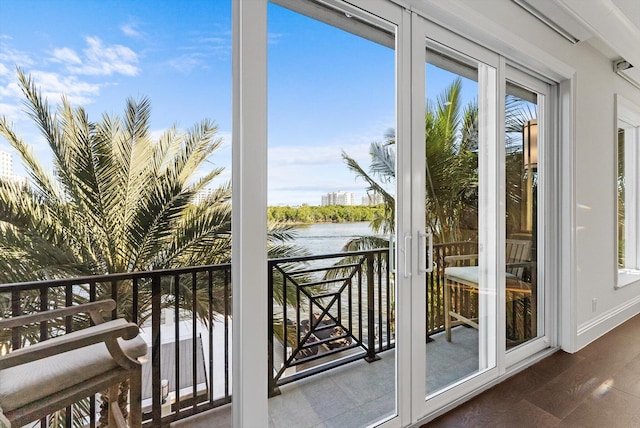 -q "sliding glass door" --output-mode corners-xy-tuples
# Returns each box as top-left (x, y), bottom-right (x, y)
(235, 2), (554, 426)
(409, 14), (553, 419)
